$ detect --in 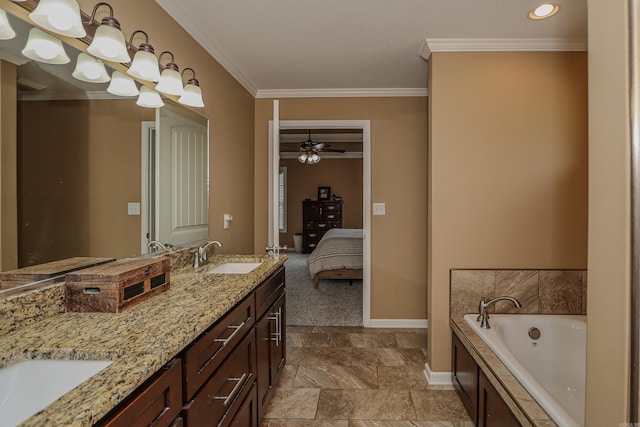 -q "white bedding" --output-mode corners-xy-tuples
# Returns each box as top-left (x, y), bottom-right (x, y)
(307, 228), (363, 278)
